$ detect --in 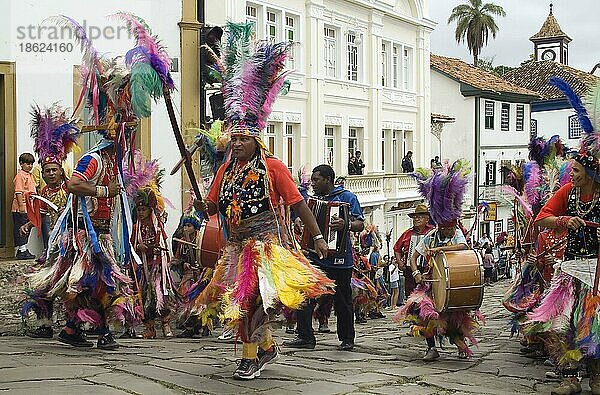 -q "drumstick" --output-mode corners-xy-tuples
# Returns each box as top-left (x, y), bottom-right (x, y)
(173, 237), (200, 248)
(585, 221), (600, 228)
